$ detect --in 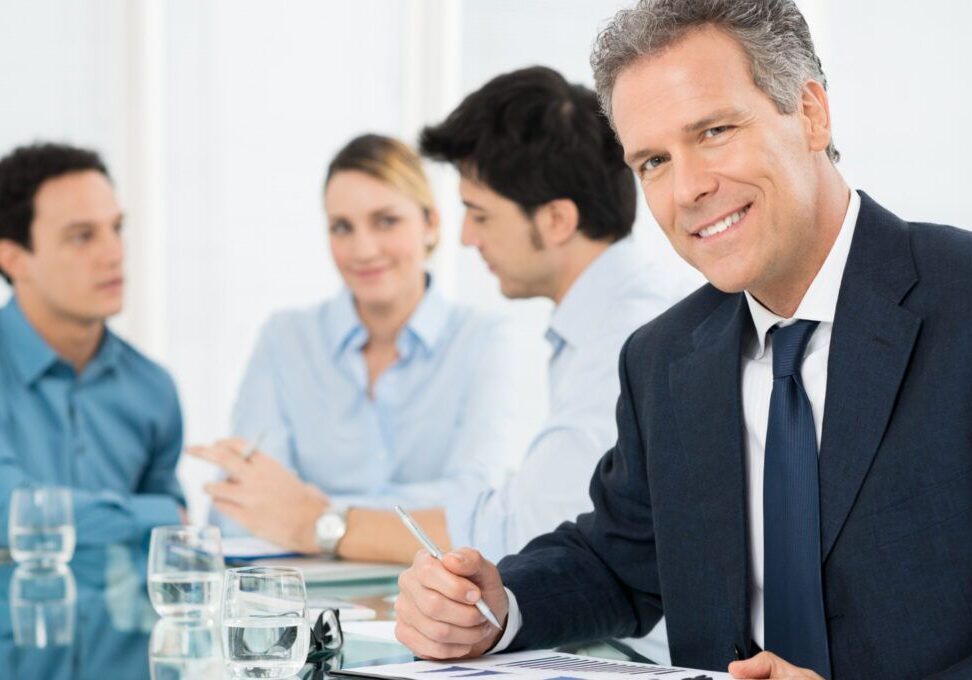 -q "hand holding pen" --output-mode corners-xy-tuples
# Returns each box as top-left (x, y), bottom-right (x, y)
(393, 506), (509, 659)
